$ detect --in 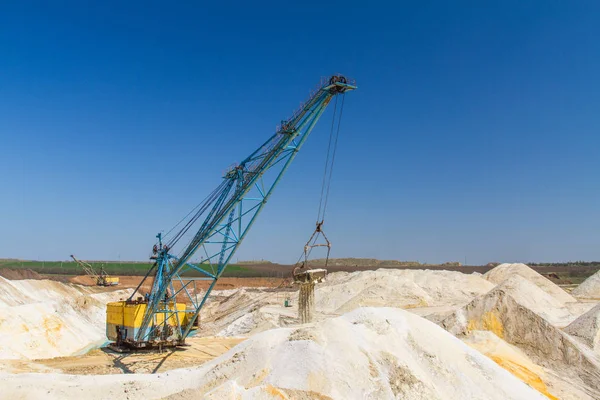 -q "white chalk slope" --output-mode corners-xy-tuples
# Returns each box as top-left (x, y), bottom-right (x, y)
(210, 269), (496, 337)
(565, 303), (600, 355)
(572, 270), (600, 299)
(0, 276), (131, 359)
(442, 274), (600, 397)
(1, 307), (546, 400)
(318, 269), (495, 313)
(484, 263), (576, 304)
